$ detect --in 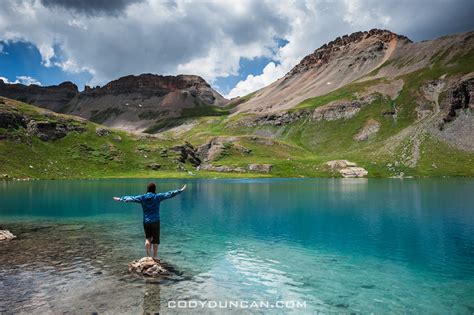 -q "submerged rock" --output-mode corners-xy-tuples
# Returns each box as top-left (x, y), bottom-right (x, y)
(128, 257), (170, 277)
(0, 230), (16, 241)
